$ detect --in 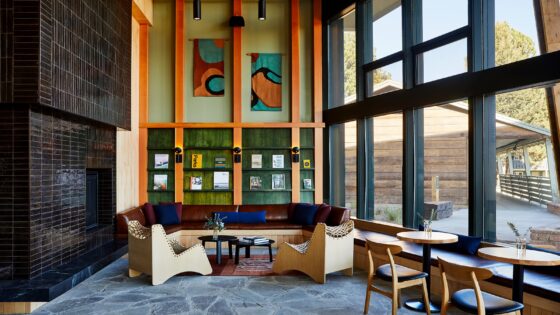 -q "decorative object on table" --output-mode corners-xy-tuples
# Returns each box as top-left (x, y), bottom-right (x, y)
(418, 209), (436, 235)
(251, 154), (262, 168)
(193, 39), (225, 96)
(213, 171), (229, 189)
(250, 176), (262, 190)
(303, 178), (313, 190)
(507, 221), (530, 255)
(154, 154), (169, 169)
(153, 174), (168, 191)
(272, 154), (284, 168)
(127, 221), (212, 285)
(273, 221), (355, 284)
(250, 53), (282, 111)
(192, 154), (203, 168)
(271, 174), (285, 190)
(190, 176), (202, 190)
(204, 213), (227, 240)
(214, 157), (226, 168)
(303, 159), (311, 168)
(243, 236), (269, 244)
